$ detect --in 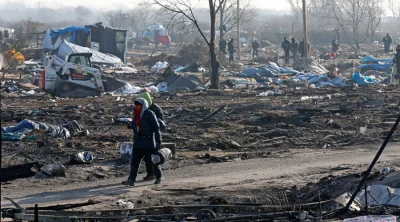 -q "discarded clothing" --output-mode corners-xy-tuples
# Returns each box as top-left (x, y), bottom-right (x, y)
(1, 119), (86, 139)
